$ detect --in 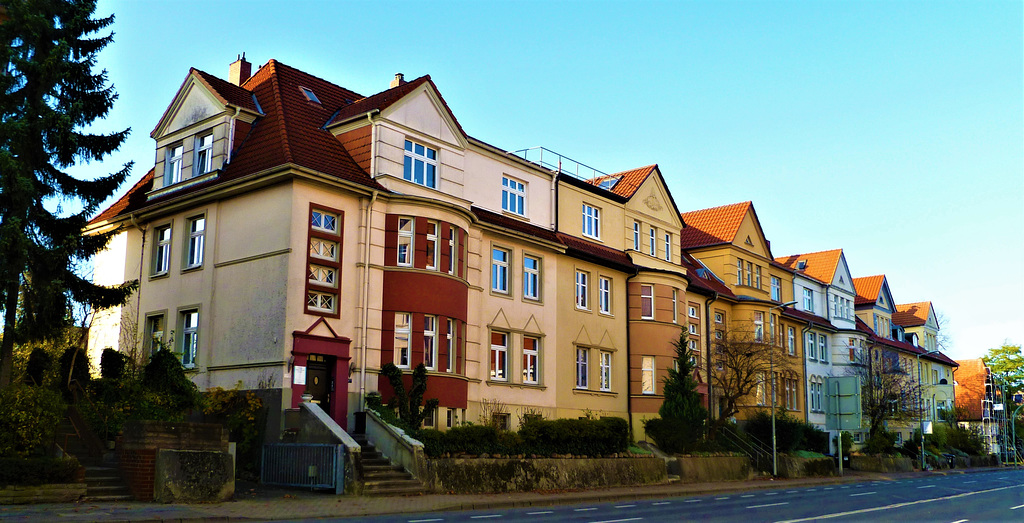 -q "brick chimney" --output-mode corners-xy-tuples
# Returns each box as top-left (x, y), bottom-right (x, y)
(390, 73), (406, 88)
(229, 53), (251, 86)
